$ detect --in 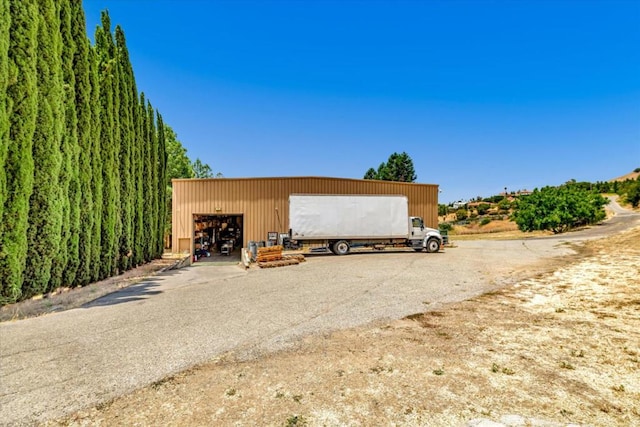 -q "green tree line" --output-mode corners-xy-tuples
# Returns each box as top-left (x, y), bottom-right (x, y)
(560, 176), (640, 208)
(0, 2), (168, 304)
(512, 183), (608, 233)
